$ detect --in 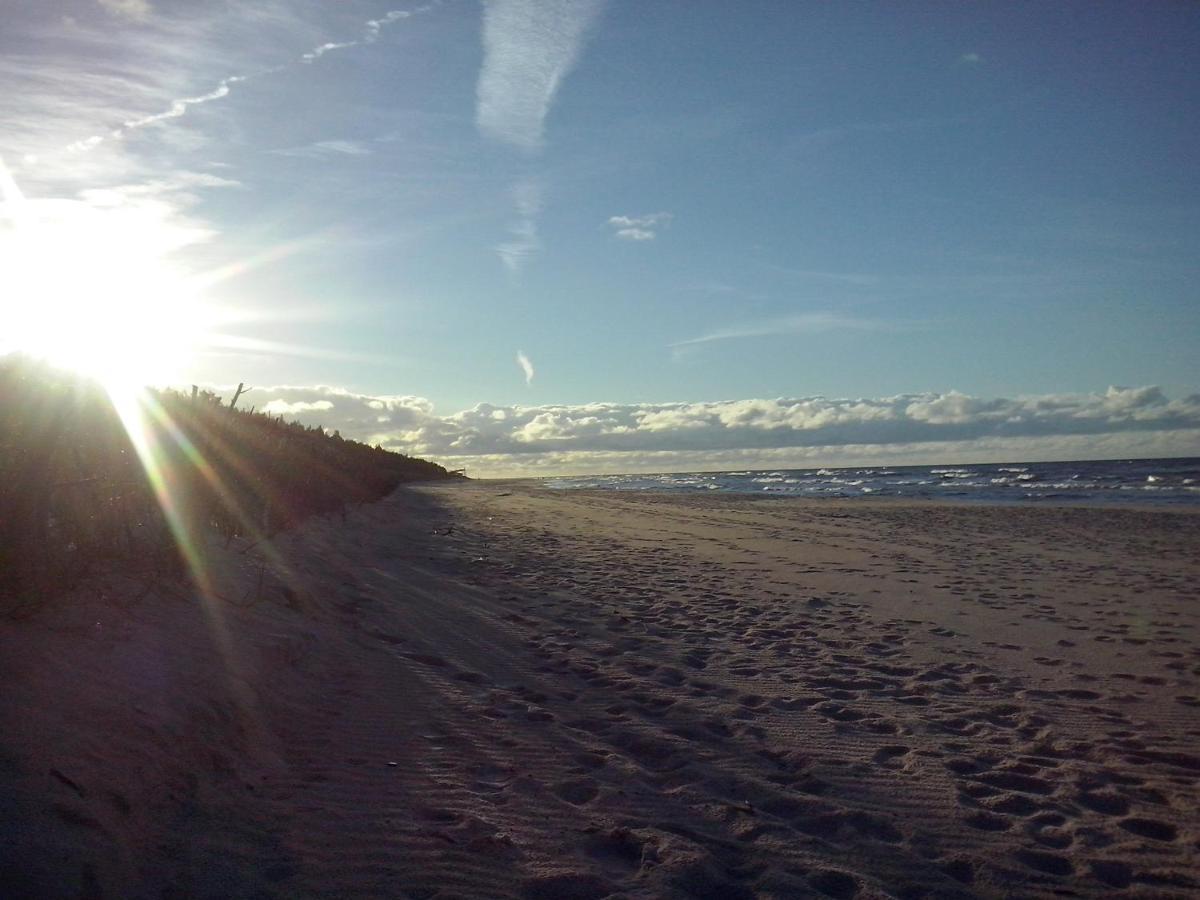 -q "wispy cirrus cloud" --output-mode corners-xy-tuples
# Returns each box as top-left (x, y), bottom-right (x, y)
(63, 5), (434, 155)
(301, 41), (358, 63)
(270, 139), (372, 159)
(97, 0), (152, 21)
(608, 212), (672, 241)
(476, 0), (606, 152)
(366, 9), (421, 40)
(496, 177), (542, 274)
(301, 5), (433, 63)
(477, 0), (605, 274)
(1, 3), (445, 381)
(516, 350), (535, 385)
(672, 312), (888, 350)
(0, 1), (443, 328)
(110, 74), (251, 136)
